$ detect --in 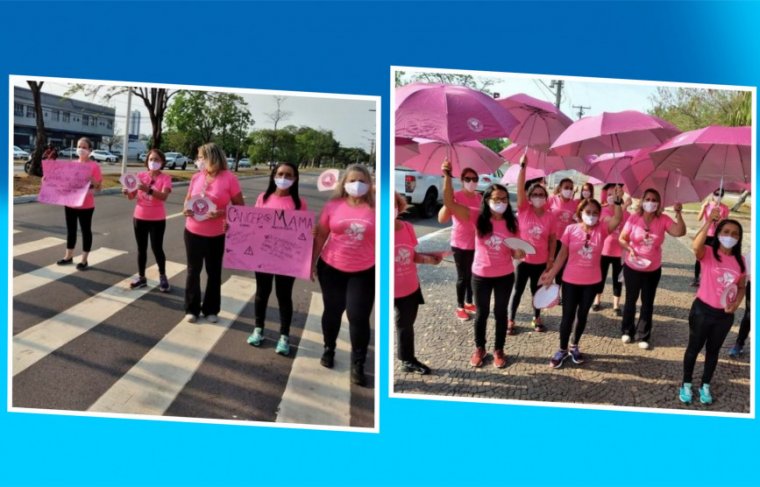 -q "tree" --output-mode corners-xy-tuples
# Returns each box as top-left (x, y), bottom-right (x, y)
(295, 127), (338, 167)
(211, 93), (254, 168)
(26, 81), (47, 177)
(101, 130), (123, 152)
(481, 138), (508, 154)
(648, 87), (750, 131)
(396, 71), (497, 95)
(265, 96), (292, 162)
(164, 91), (215, 156)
